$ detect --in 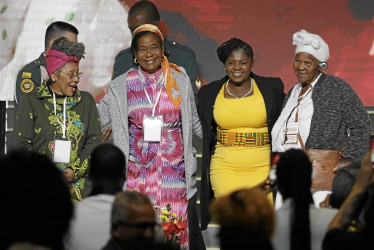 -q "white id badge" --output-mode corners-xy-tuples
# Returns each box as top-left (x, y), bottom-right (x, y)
(143, 115), (163, 142)
(285, 121), (299, 144)
(54, 139), (72, 163)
